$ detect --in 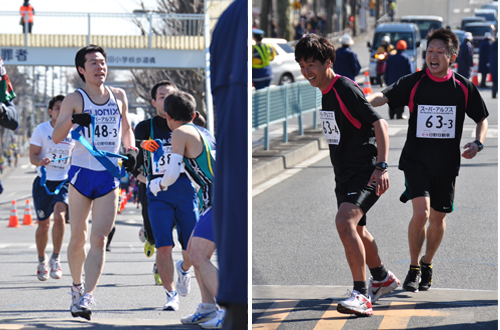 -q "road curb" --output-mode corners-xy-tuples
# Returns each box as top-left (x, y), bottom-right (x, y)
(252, 129), (327, 187)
